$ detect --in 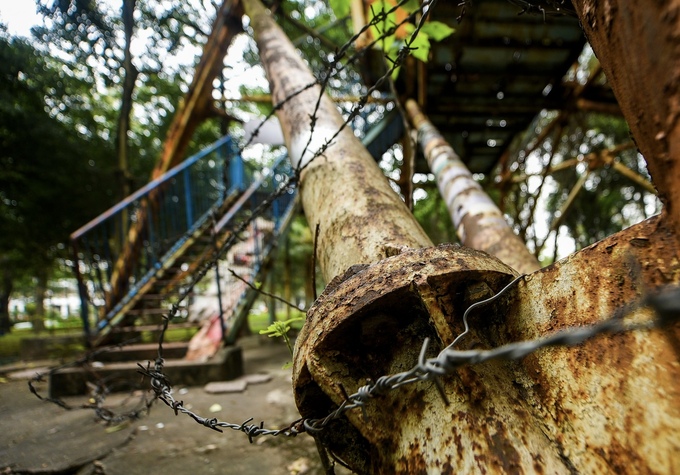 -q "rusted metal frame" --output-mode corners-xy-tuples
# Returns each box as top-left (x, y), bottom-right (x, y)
(570, 1), (680, 239)
(575, 97), (622, 116)
(153, 0), (243, 178)
(406, 99), (540, 274)
(225, 94), (393, 104)
(512, 63), (602, 169)
(519, 110), (567, 162)
(103, 1), (243, 319)
(146, 191), (243, 299)
(548, 169), (589, 234)
(294, 218), (680, 473)
(350, 0), (371, 49)
(609, 160), (656, 195)
(511, 157), (579, 183)
(91, 191), (241, 345)
(510, 142), (643, 185)
(590, 142), (656, 194)
(498, 215), (680, 475)
(245, 1), (679, 473)
(72, 135), (232, 326)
